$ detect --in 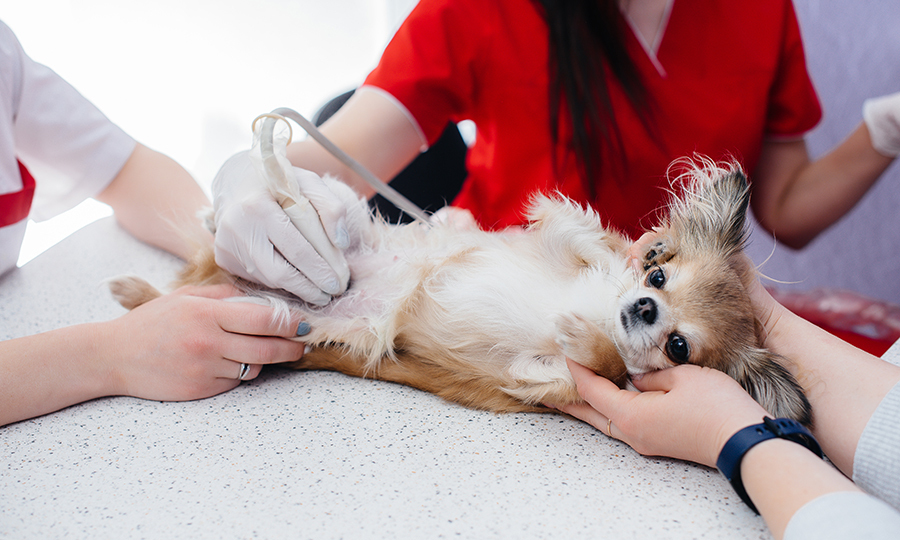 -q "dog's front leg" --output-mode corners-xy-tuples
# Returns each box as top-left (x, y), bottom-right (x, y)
(554, 313), (628, 388)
